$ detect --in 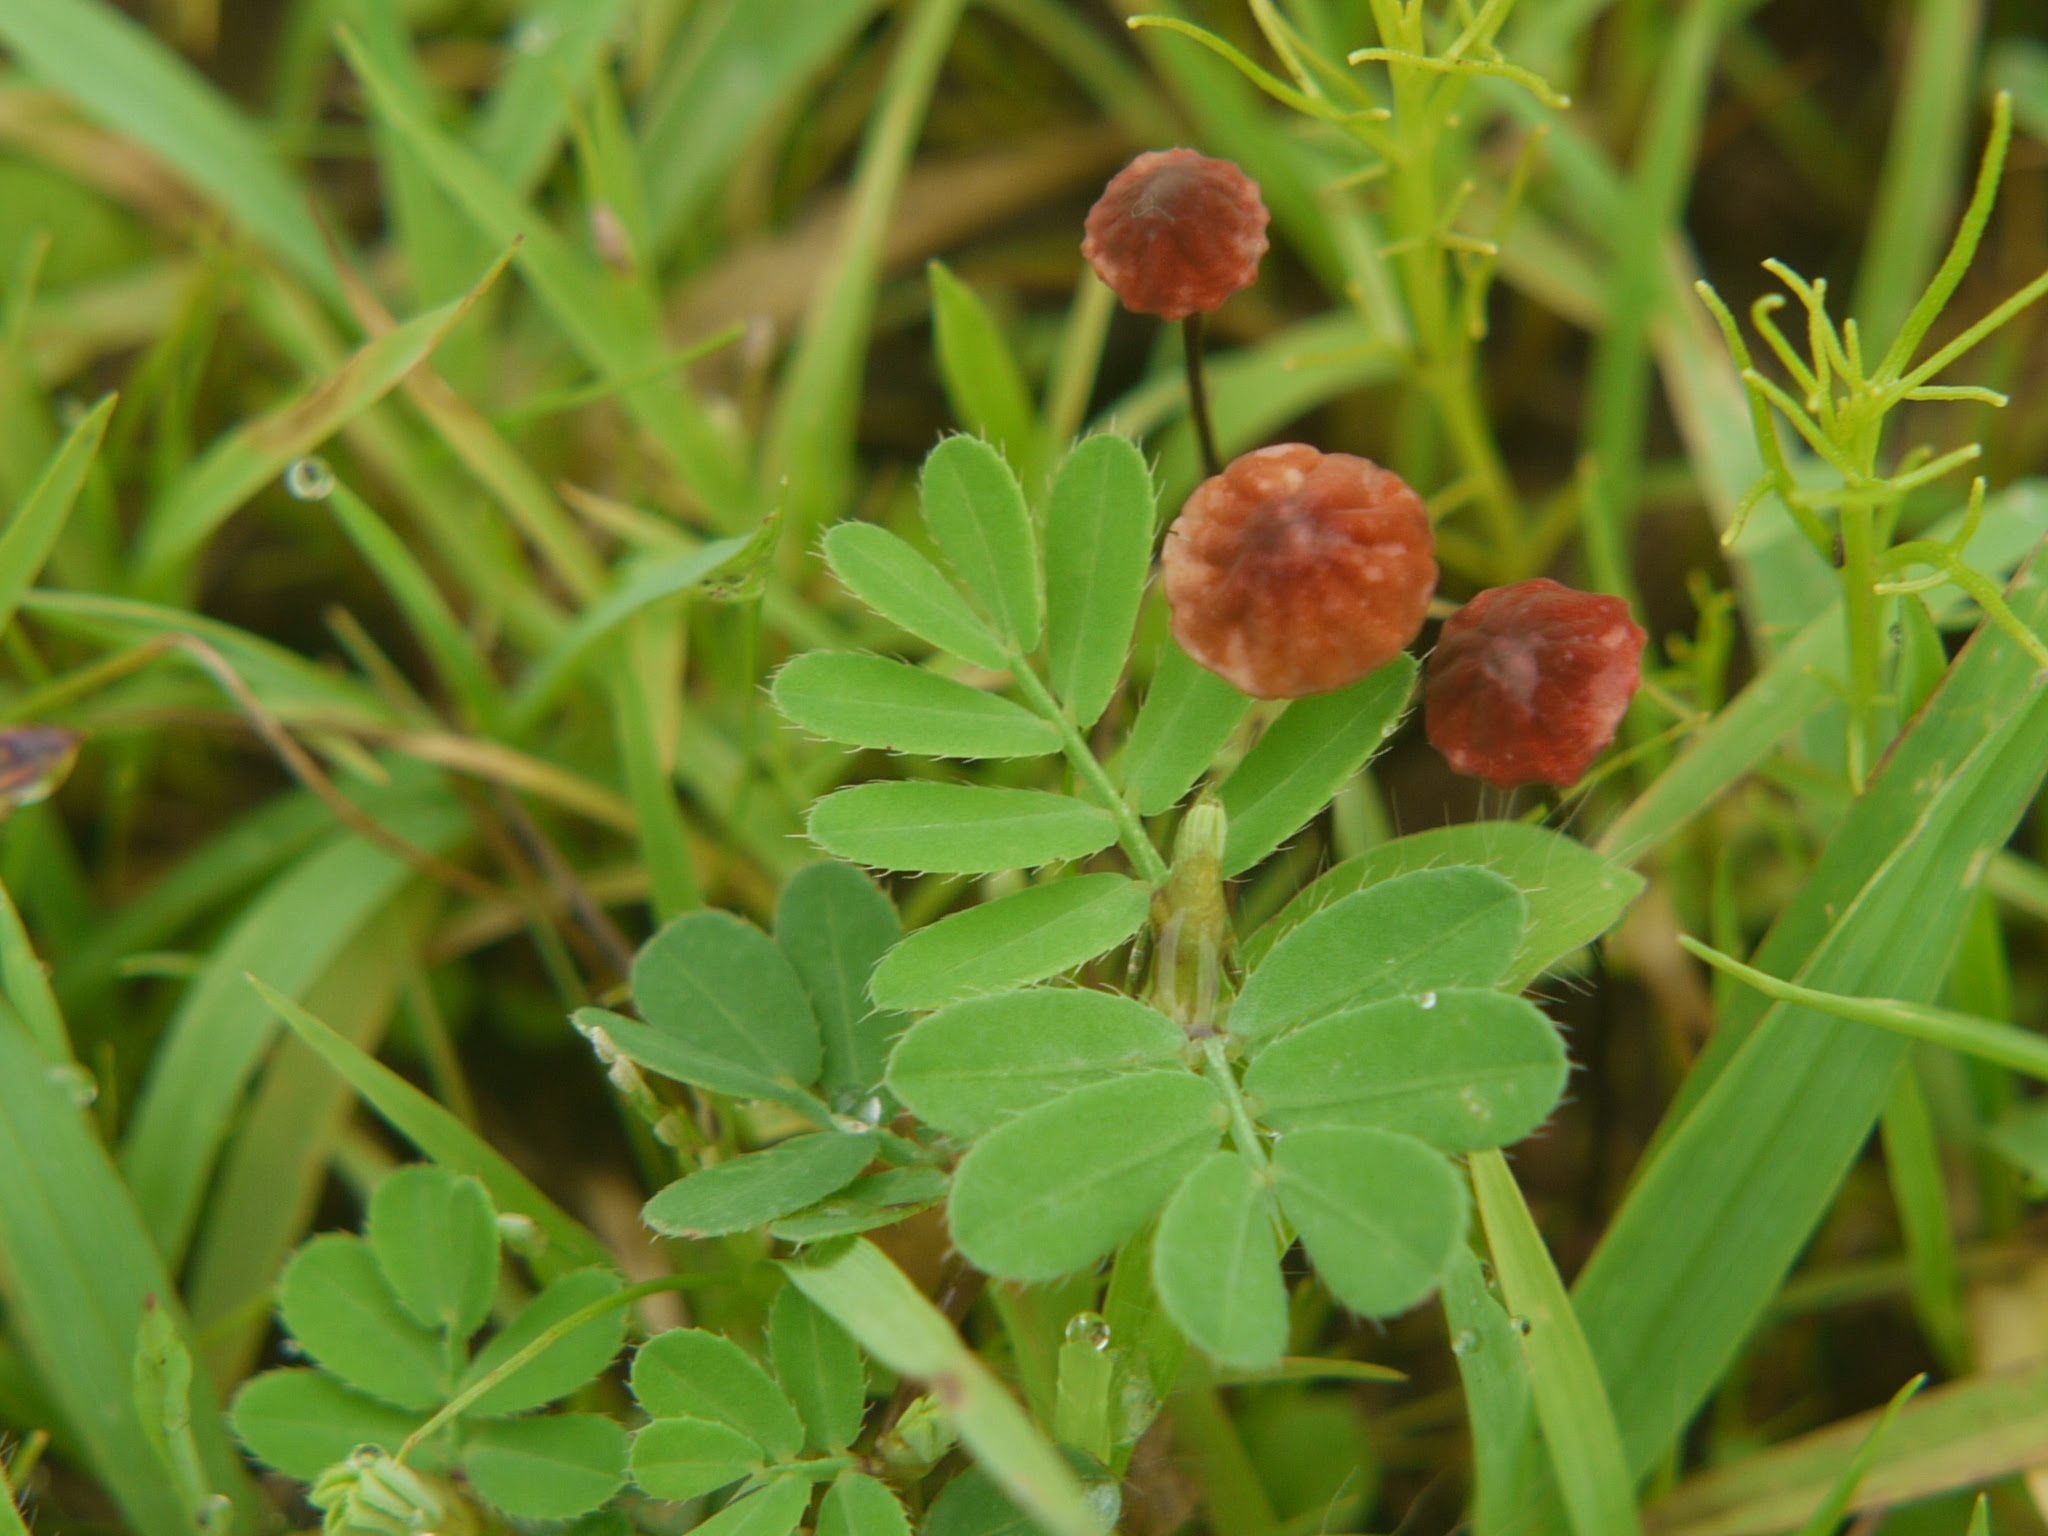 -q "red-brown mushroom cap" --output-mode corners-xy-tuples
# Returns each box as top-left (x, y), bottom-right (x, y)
(1162, 445), (1437, 700)
(1424, 578), (1647, 791)
(1082, 148), (1271, 321)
